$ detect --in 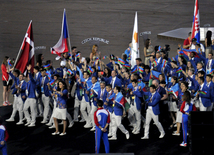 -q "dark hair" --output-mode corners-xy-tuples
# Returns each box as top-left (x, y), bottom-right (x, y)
(57, 80), (67, 91)
(2, 56), (9, 65)
(150, 84), (156, 90)
(198, 70), (205, 75)
(122, 54), (127, 61)
(187, 61), (194, 71)
(71, 46), (77, 50)
(115, 64), (120, 70)
(183, 91), (191, 103)
(206, 74), (212, 79)
(0, 116), (3, 124)
(34, 66), (40, 71)
(181, 81), (188, 89)
(172, 76), (178, 83)
(91, 66), (96, 72)
(208, 52), (213, 56)
(159, 74), (165, 81)
(188, 32), (192, 36)
(179, 56), (187, 65)
(14, 70), (20, 76)
(37, 54), (43, 67)
(83, 71), (89, 76)
(199, 77), (204, 82)
(144, 65), (150, 70)
(139, 63), (145, 68)
(54, 74), (60, 78)
(136, 58), (142, 62)
(206, 31), (212, 47)
(85, 57), (90, 64)
(104, 67), (111, 77)
(131, 79), (138, 83)
(76, 71), (80, 75)
(160, 80), (166, 84)
(92, 76), (97, 80)
(115, 86), (121, 92)
(145, 39), (150, 49)
(97, 100), (104, 107)
(133, 73), (139, 80)
(106, 84), (112, 88)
